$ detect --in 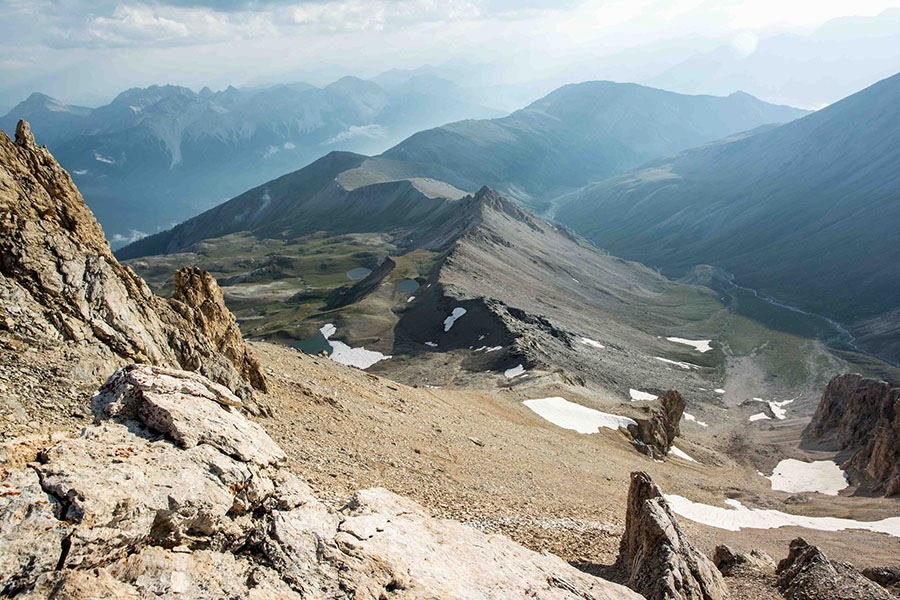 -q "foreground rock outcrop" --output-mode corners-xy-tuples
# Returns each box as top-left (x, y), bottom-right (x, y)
(776, 538), (894, 600)
(628, 391), (685, 460)
(0, 364), (641, 599)
(0, 122), (265, 432)
(617, 471), (727, 600)
(806, 374), (900, 495)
